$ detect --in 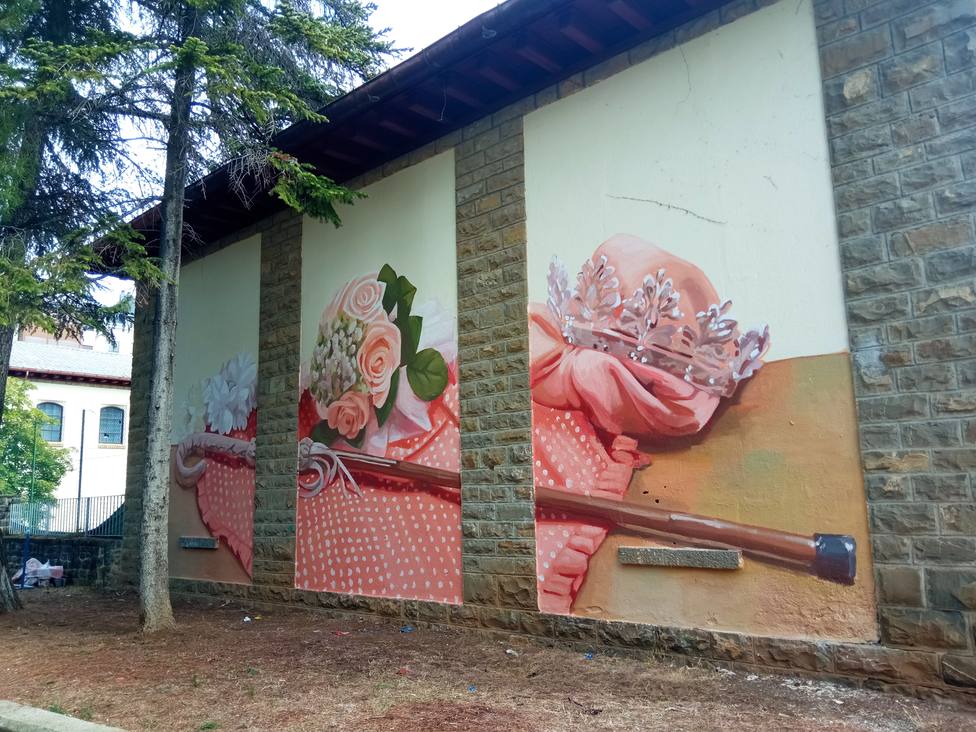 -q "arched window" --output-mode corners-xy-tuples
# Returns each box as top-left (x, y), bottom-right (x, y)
(37, 402), (63, 442)
(99, 406), (125, 445)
